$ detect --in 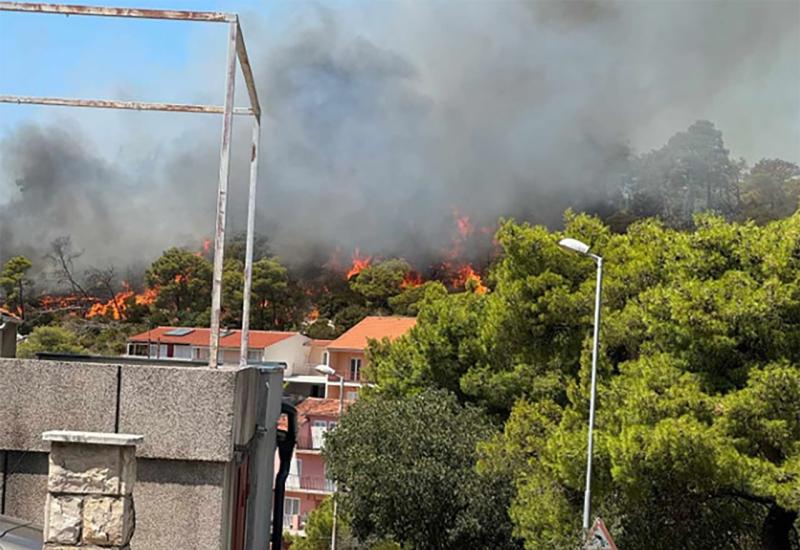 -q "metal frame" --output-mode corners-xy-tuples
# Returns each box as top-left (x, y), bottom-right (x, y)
(0, 1), (262, 368)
